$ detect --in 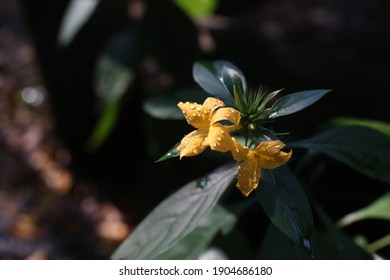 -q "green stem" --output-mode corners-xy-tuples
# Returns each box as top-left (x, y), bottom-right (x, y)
(366, 234), (390, 253)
